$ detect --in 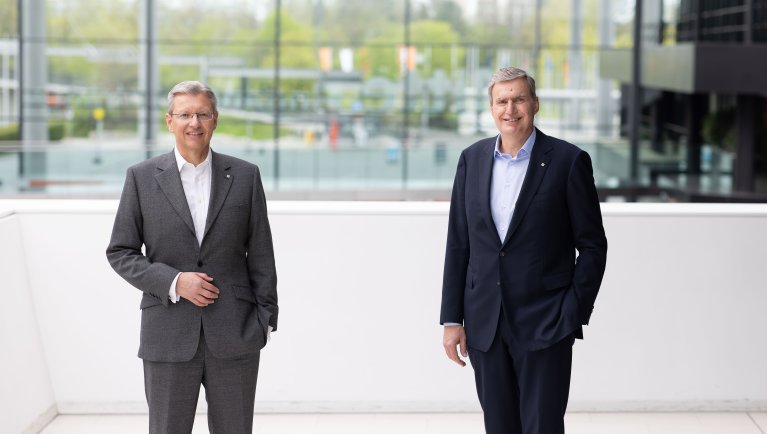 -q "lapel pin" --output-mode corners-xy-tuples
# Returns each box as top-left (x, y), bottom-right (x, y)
(541, 162), (546, 167)
(225, 174), (231, 179)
